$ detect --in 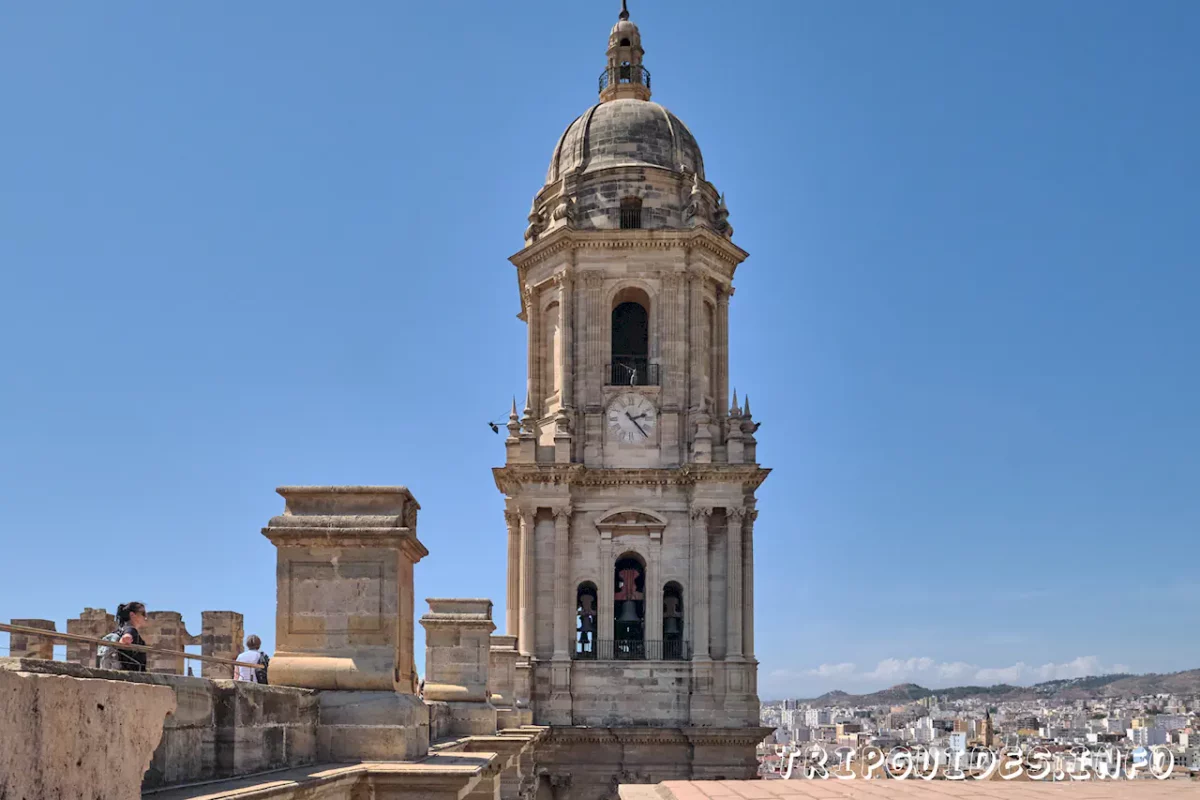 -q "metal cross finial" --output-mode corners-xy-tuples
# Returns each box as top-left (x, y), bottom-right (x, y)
(619, 0), (630, 21)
